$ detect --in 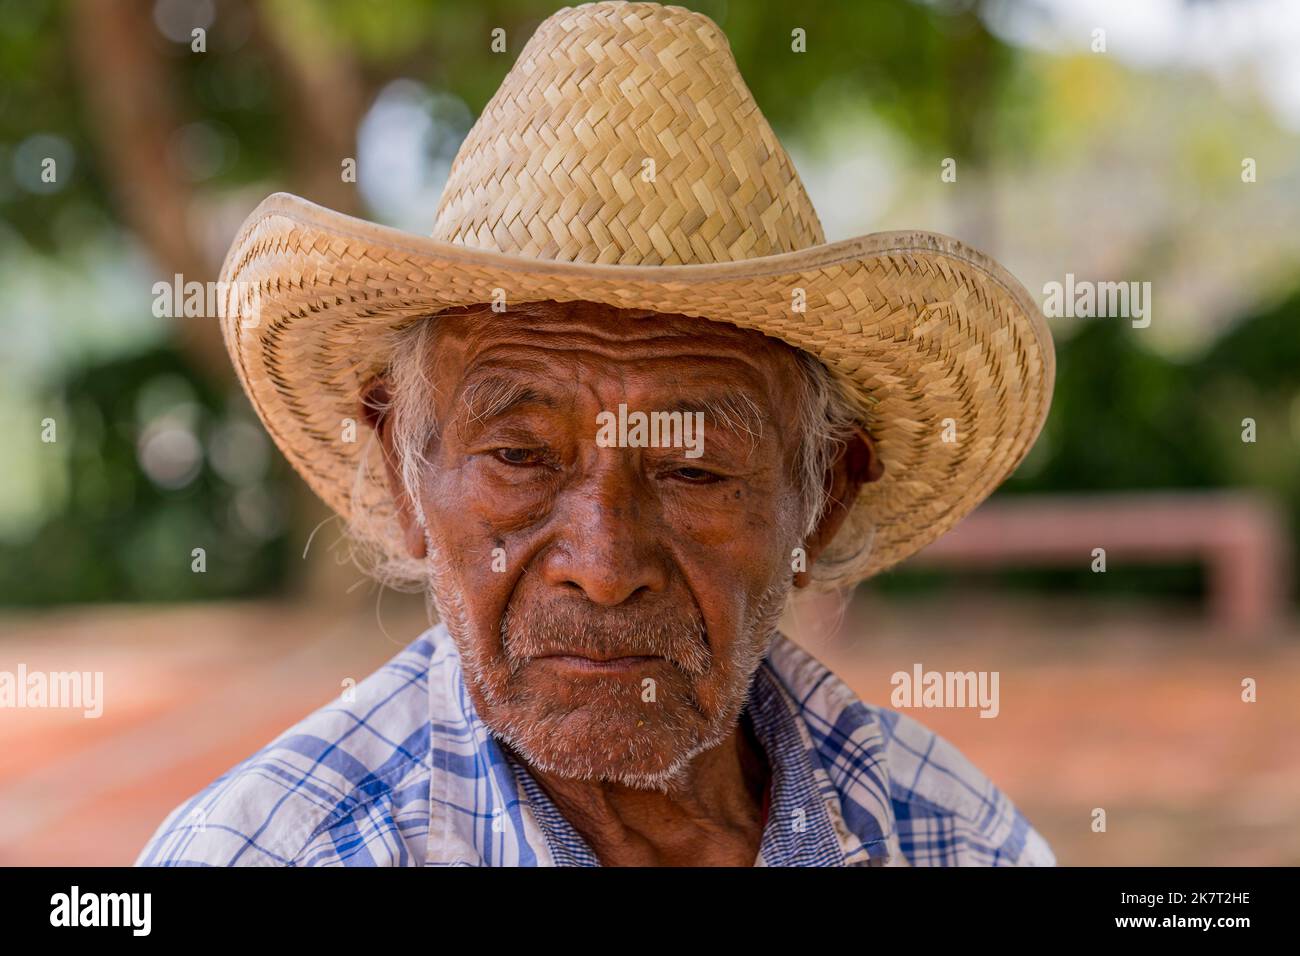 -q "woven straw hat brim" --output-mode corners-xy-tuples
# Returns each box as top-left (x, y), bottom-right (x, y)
(220, 191), (1054, 582)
